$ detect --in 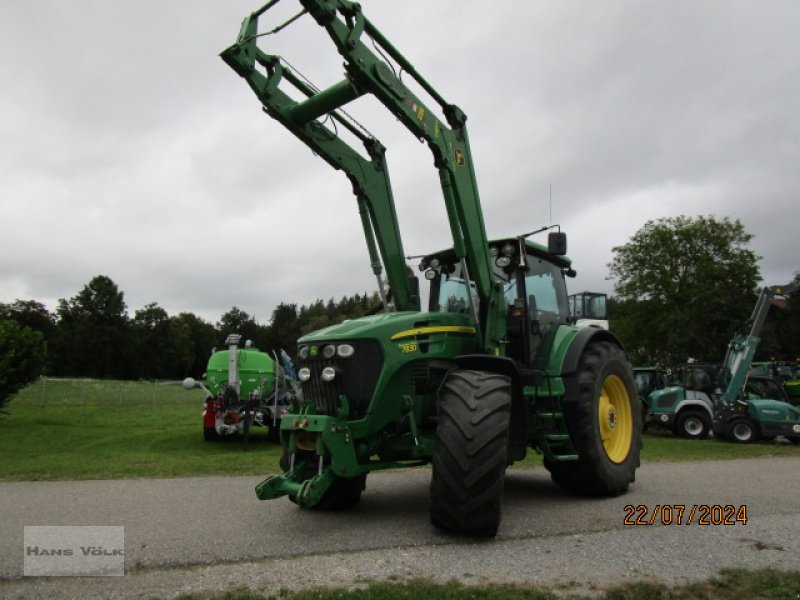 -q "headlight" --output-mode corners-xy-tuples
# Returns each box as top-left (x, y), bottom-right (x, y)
(322, 344), (336, 359)
(424, 270), (438, 280)
(337, 344), (355, 358)
(298, 368), (311, 382)
(298, 345), (309, 360)
(429, 258), (440, 269)
(495, 256), (511, 268)
(501, 243), (516, 256)
(321, 367), (336, 382)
